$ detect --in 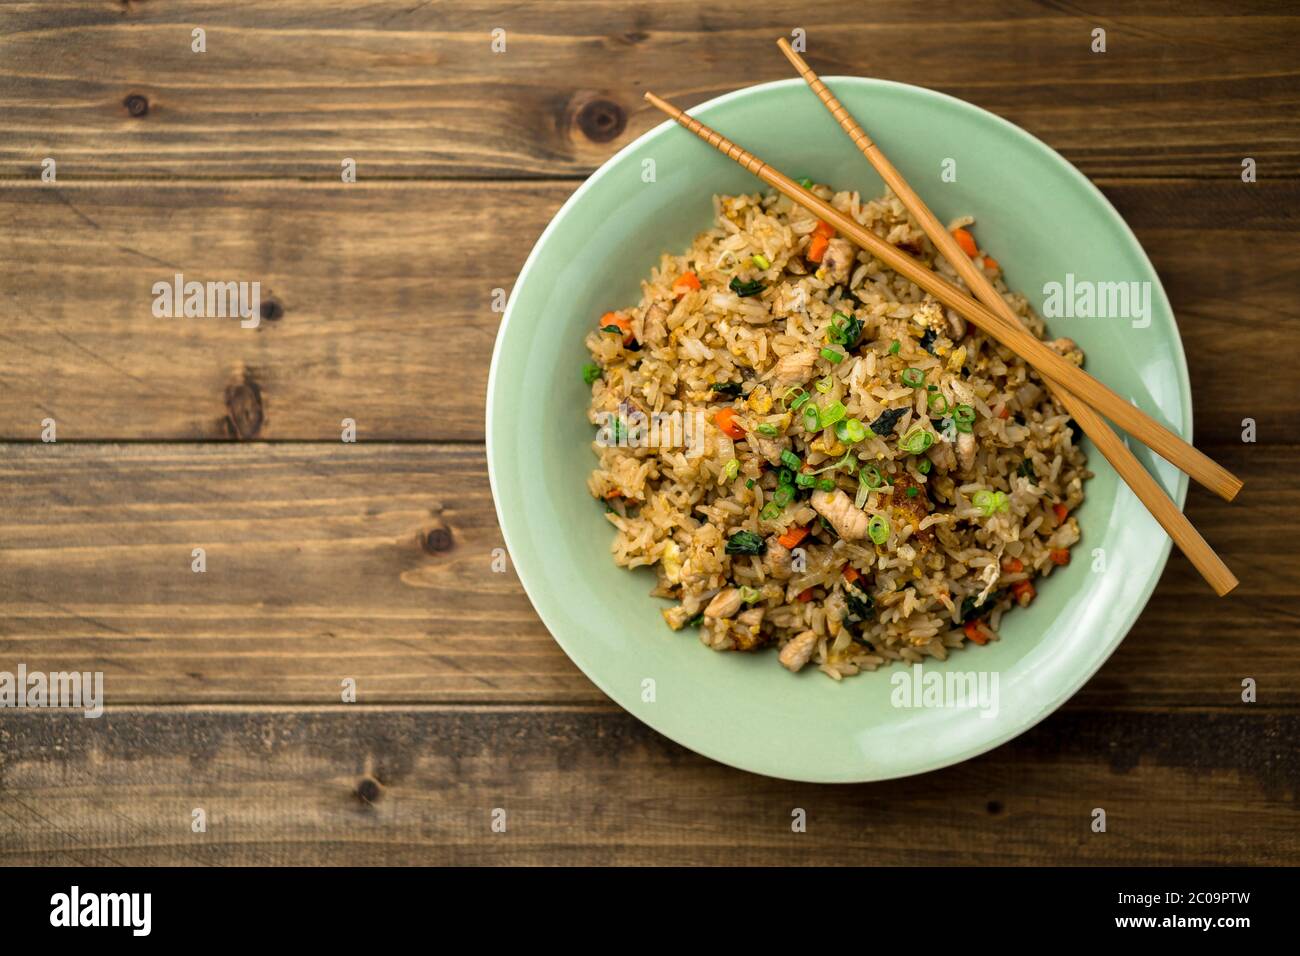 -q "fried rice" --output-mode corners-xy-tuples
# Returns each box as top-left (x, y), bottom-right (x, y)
(583, 184), (1089, 679)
